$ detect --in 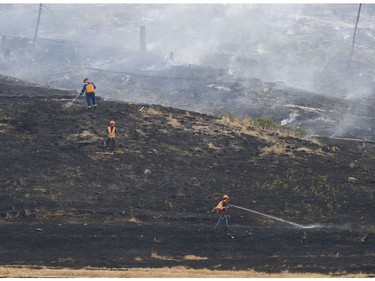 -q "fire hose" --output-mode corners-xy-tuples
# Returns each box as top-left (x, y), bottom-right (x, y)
(230, 204), (308, 228)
